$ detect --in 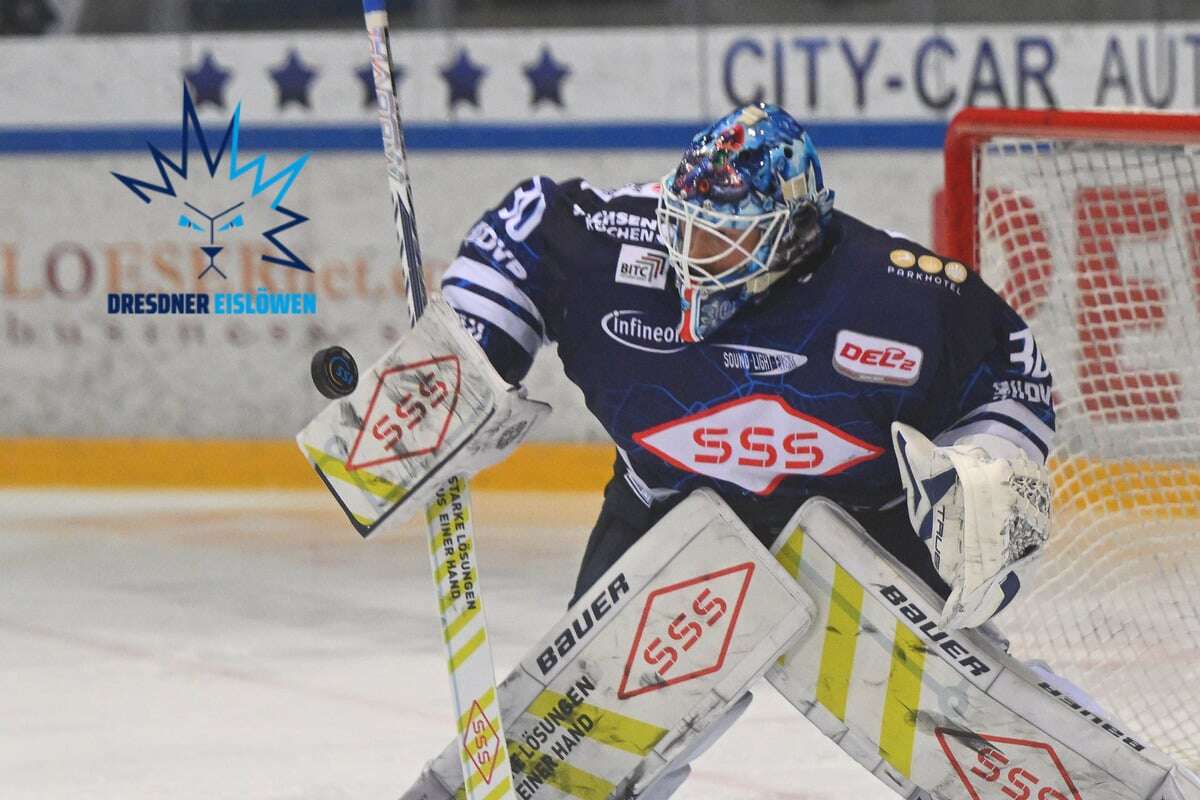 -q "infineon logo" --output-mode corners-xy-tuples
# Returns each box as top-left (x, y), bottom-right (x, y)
(599, 310), (807, 375)
(833, 330), (923, 386)
(601, 310), (685, 353)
